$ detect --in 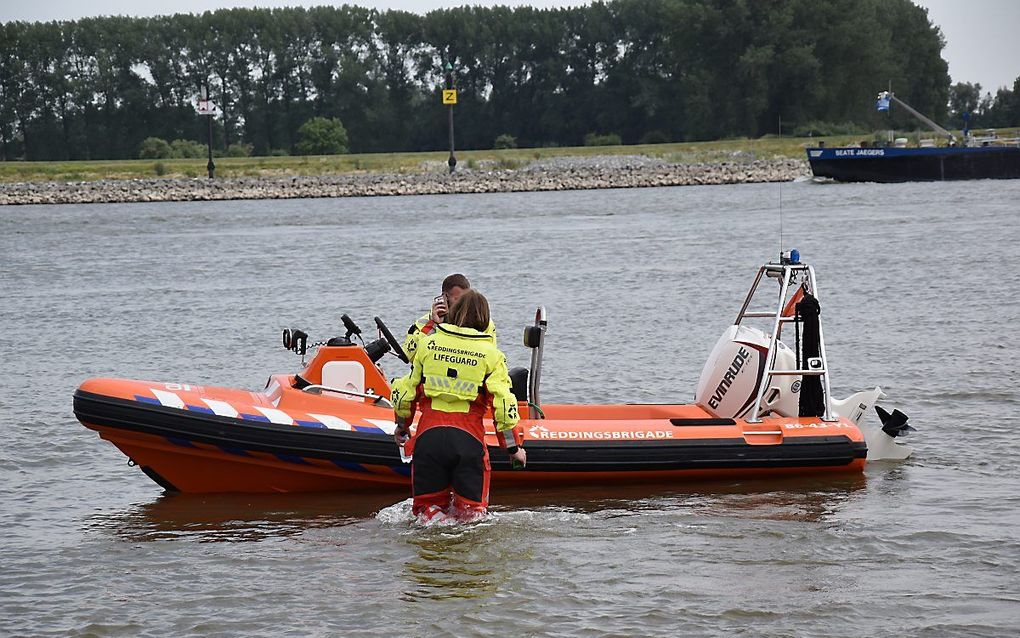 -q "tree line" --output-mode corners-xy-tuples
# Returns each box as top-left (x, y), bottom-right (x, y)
(1, 0), (995, 161)
(946, 80), (1020, 130)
